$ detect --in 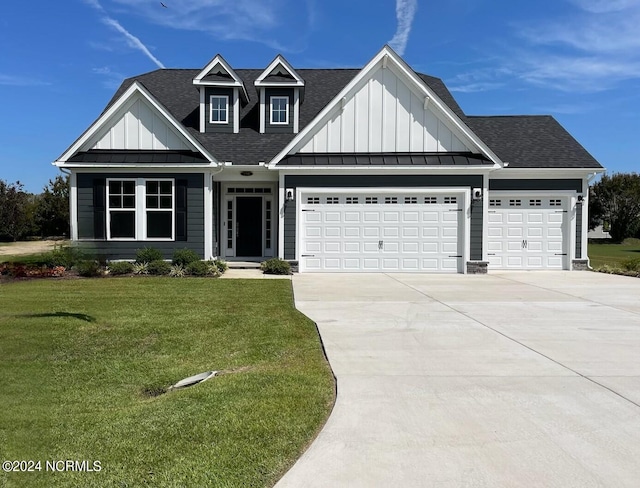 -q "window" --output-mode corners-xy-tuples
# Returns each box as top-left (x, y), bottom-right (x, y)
(424, 197), (437, 204)
(108, 180), (136, 239)
(550, 199), (562, 207)
(365, 197), (378, 204)
(529, 199), (542, 207)
(270, 96), (289, 124)
(106, 178), (174, 240)
(404, 196), (418, 204)
(307, 197), (320, 204)
(210, 95), (229, 124)
(444, 196), (457, 204)
(326, 197), (339, 204)
(346, 197), (359, 204)
(385, 196), (398, 204)
(489, 199), (502, 207)
(509, 199), (522, 207)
